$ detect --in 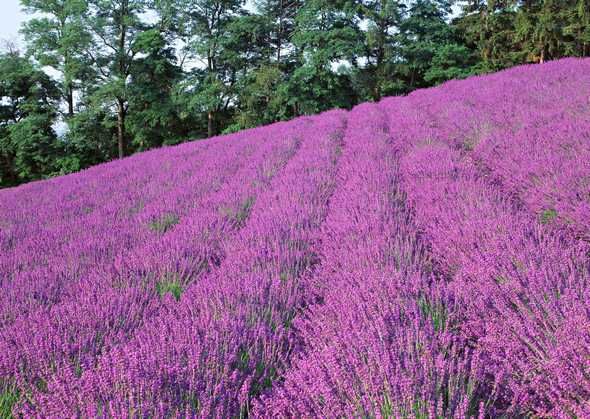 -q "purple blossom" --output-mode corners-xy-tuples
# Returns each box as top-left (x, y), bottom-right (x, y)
(2, 58), (590, 417)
